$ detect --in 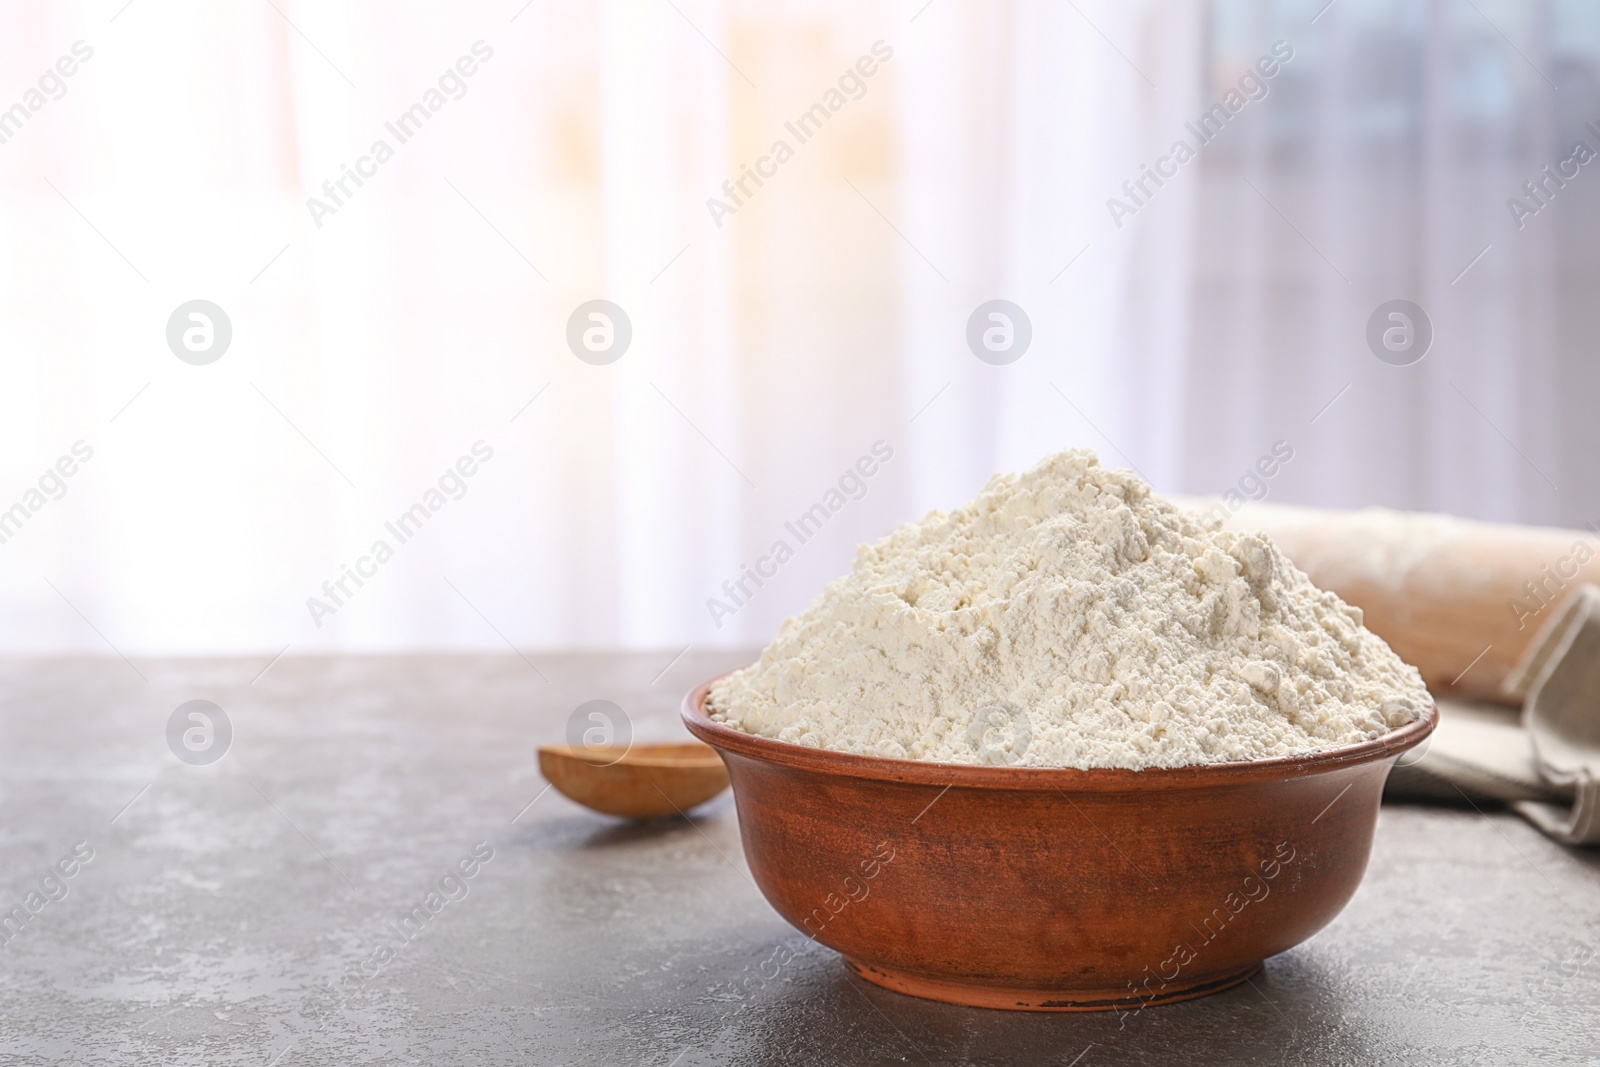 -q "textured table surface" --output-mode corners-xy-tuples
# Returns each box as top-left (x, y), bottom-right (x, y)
(1, 652), (1597, 1066)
